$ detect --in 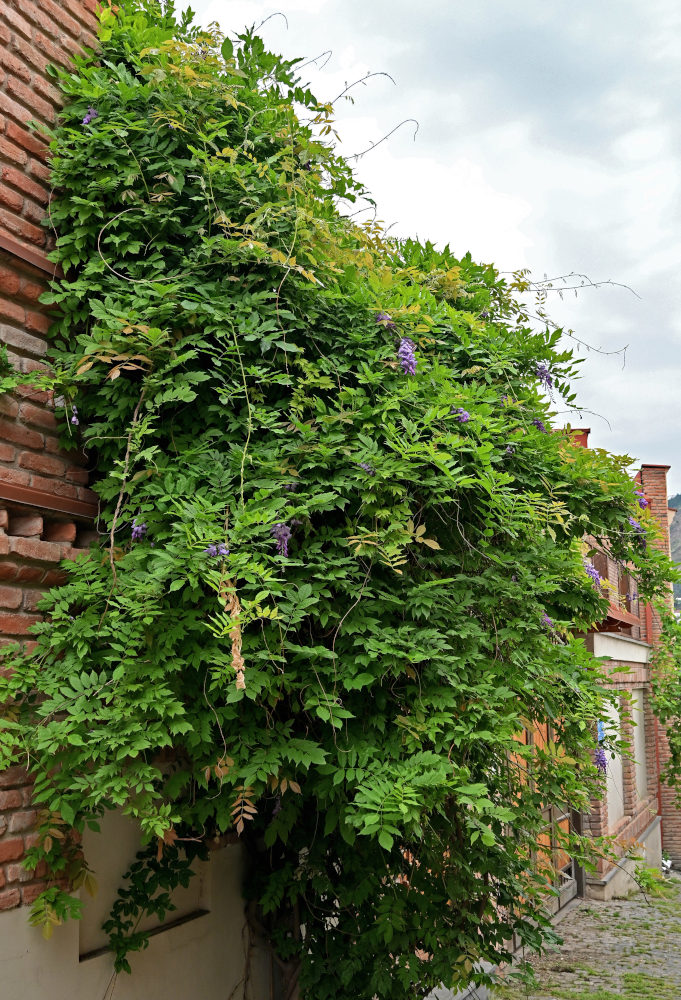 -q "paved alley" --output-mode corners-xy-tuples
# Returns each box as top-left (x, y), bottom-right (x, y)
(496, 875), (681, 999)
